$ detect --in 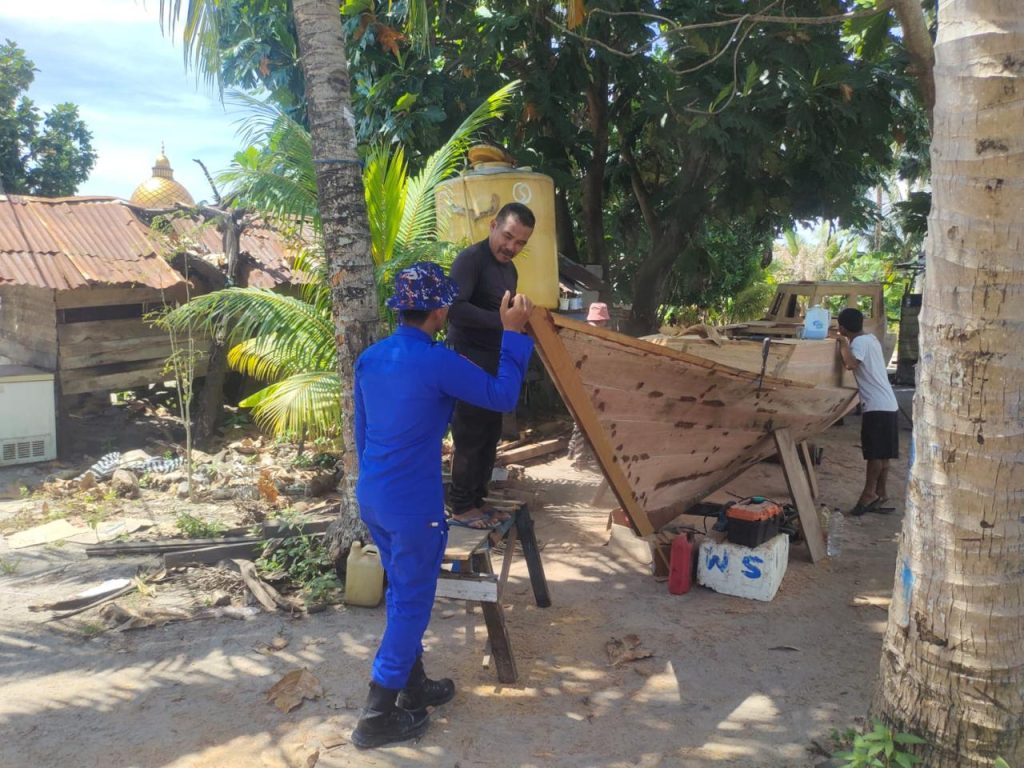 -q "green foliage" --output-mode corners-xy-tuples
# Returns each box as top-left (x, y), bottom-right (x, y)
(175, 512), (227, 538)
(0, 556), (21, 576)
(835, 720), (927, 768)
(256, 518), (341, 605)
(163, 83), (515, 438)
(0, 40), (96, 196)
